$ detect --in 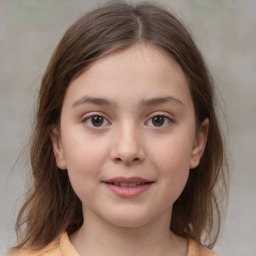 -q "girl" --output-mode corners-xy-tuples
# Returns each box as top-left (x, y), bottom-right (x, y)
(9, 2), (228, 256)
